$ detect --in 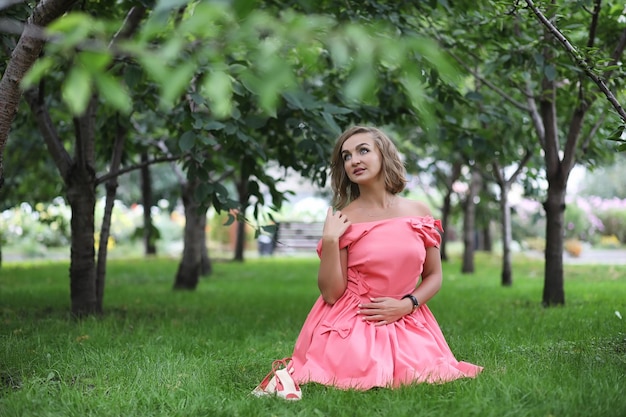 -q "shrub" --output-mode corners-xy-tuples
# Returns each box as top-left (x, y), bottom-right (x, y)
(598, 235), (621, 249)
(564, 238), (583, 257)
(523, 237), (546, 252)
(580, 196), (626, 244)
(564, 203), (592, 240)
(596, 208), (626, 244)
